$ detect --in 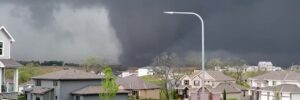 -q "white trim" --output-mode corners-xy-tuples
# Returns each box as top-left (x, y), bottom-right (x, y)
(0, 26), (15, 42)
(0, 62), (4, 67)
